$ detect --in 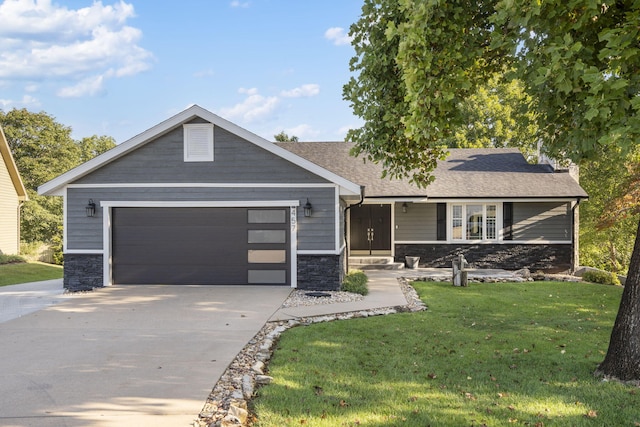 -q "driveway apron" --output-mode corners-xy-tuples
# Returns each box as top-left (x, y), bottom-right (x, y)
(0, 285), (291, 427)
